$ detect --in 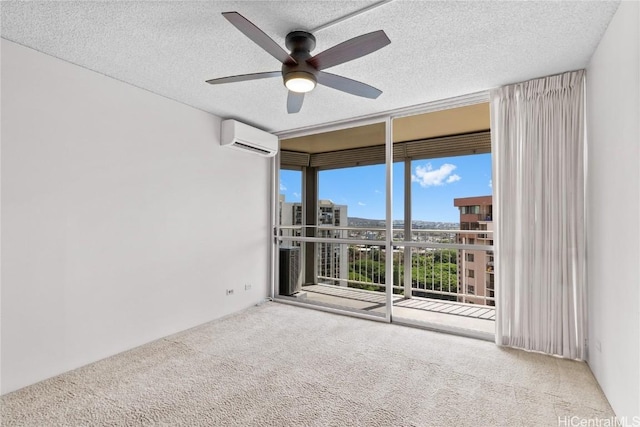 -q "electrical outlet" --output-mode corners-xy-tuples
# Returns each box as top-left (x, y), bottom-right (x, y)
(226, 289), (234, 296)
(245, 283), (252, 291)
